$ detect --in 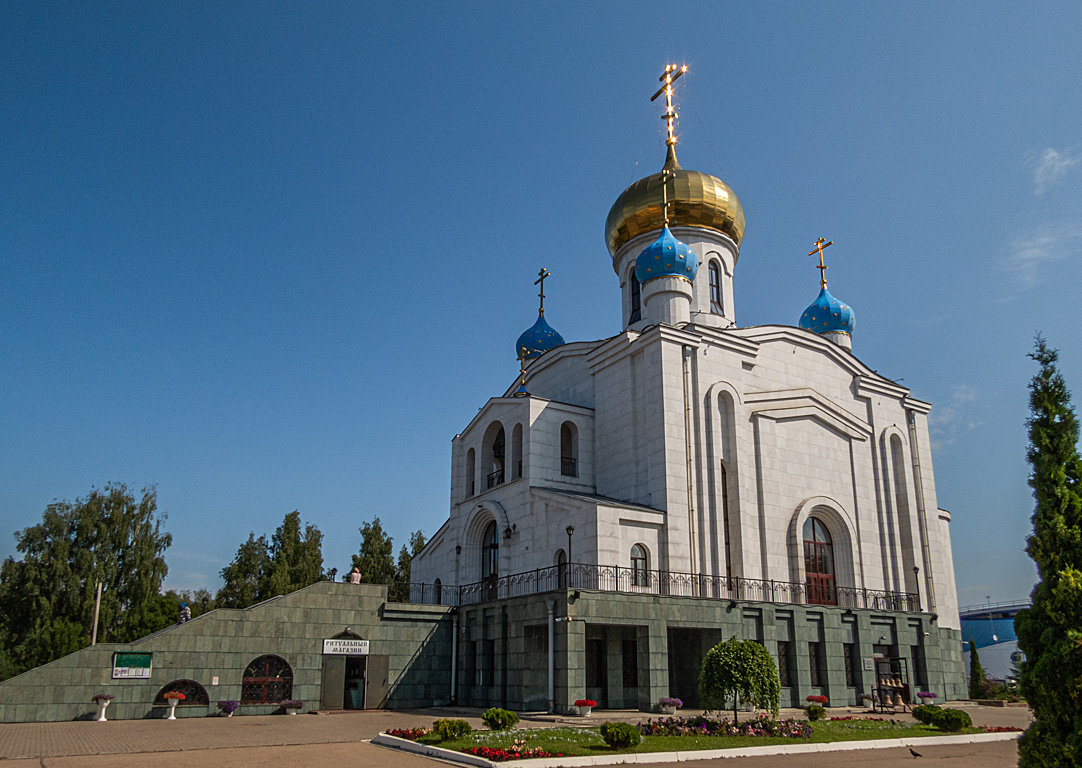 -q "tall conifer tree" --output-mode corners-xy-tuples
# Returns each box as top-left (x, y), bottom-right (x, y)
(1015, 338), (1082, 767)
